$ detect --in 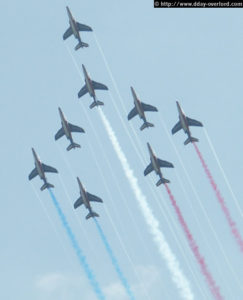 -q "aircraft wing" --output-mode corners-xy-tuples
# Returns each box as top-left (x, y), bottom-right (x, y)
(74, 196), (84, 209)
(127, 107), (138, 120)
(186, 117), (203, 127)
(68, 123), (85, 133)
(144, 162), (153, 176)
(141, 102), (158, 112)
(92, 80), (108, 91)
(171, 121), (182, 134)
(86, 192), (103, 203)
(63, 27), (73, 40)
(42, 164), (58, 174)
(55, 128), (65, 140)
(77, 22), (93, 32)
(78, 85), (88, 98)
(158, 159), (174, 168)
(28, 168), (38, 180)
